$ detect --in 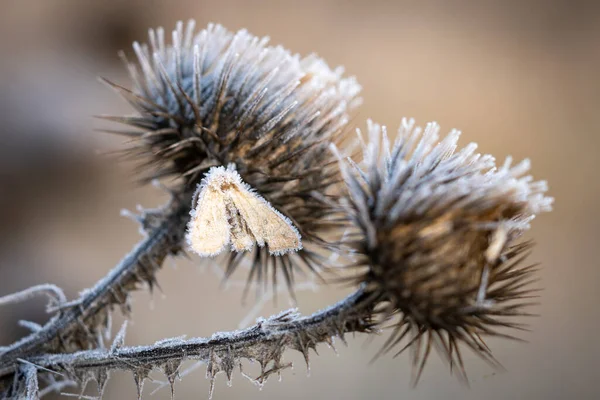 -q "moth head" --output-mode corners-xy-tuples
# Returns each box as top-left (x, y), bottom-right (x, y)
(200, 164), (242, 192)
